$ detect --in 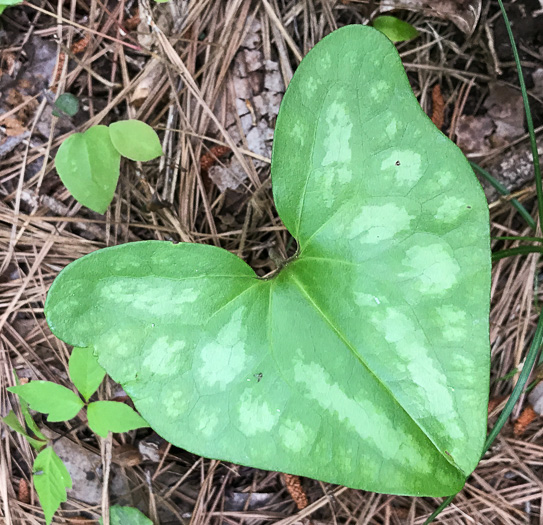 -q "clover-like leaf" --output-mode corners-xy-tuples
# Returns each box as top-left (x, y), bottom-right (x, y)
(45, 26), (490, 497)
(55, 125), (121, 214)
(69, 347), (106, 401)
(87, 401), (149, 437)
(108, 120), (163, 162)
(33, 447), (72, 525)
(8, 382), (84, 422)
(101, 505), (153, 525)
